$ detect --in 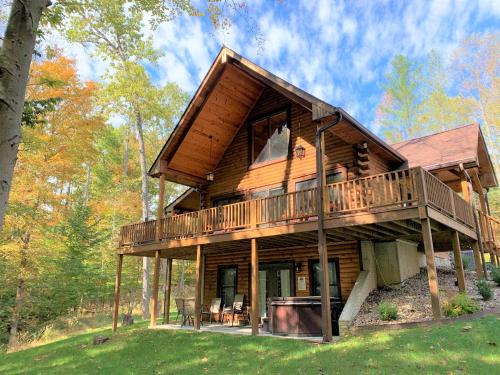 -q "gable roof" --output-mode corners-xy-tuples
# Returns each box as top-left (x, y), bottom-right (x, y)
(392, 123), (497, 187)
(148, 47), (406, 186)
(164, 187), (200, 213)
